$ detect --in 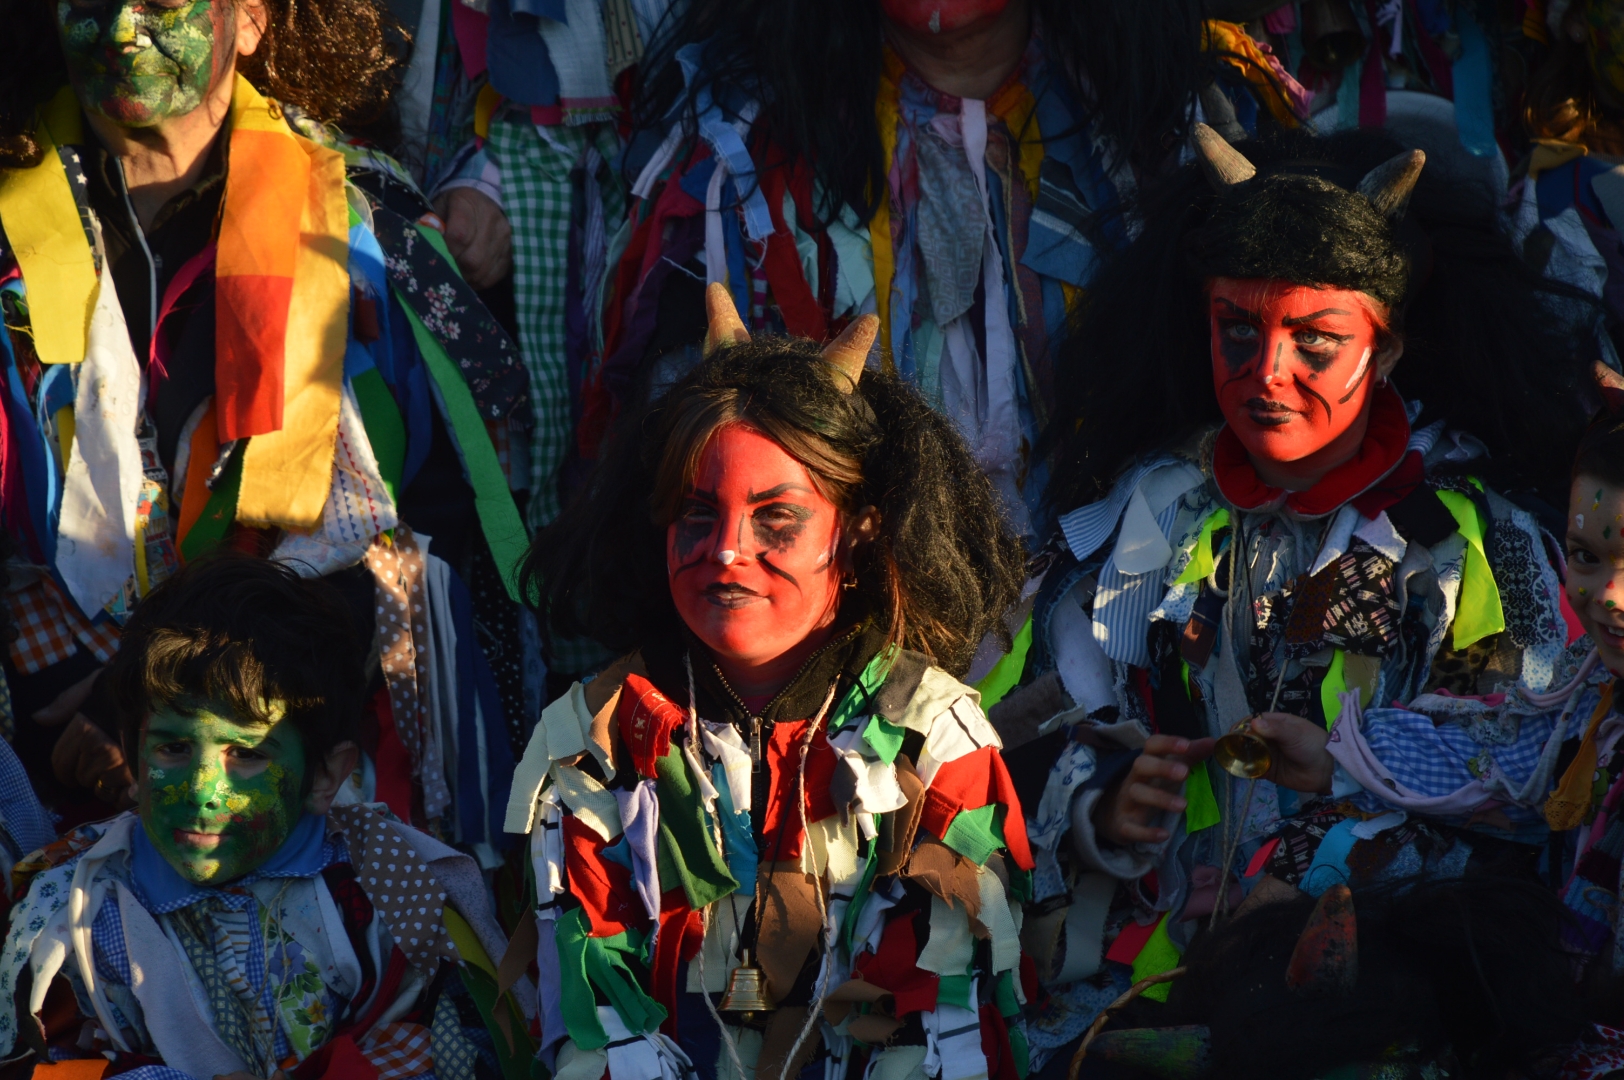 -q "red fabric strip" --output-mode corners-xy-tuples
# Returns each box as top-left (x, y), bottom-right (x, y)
(853, 910), (938, 1016)
(618, 673), (688, 780)
(762, 720), (838, 862)
(914, 746), (1036, 871)
(562, 815), (646, 938)
(215, 273), (293, 439)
